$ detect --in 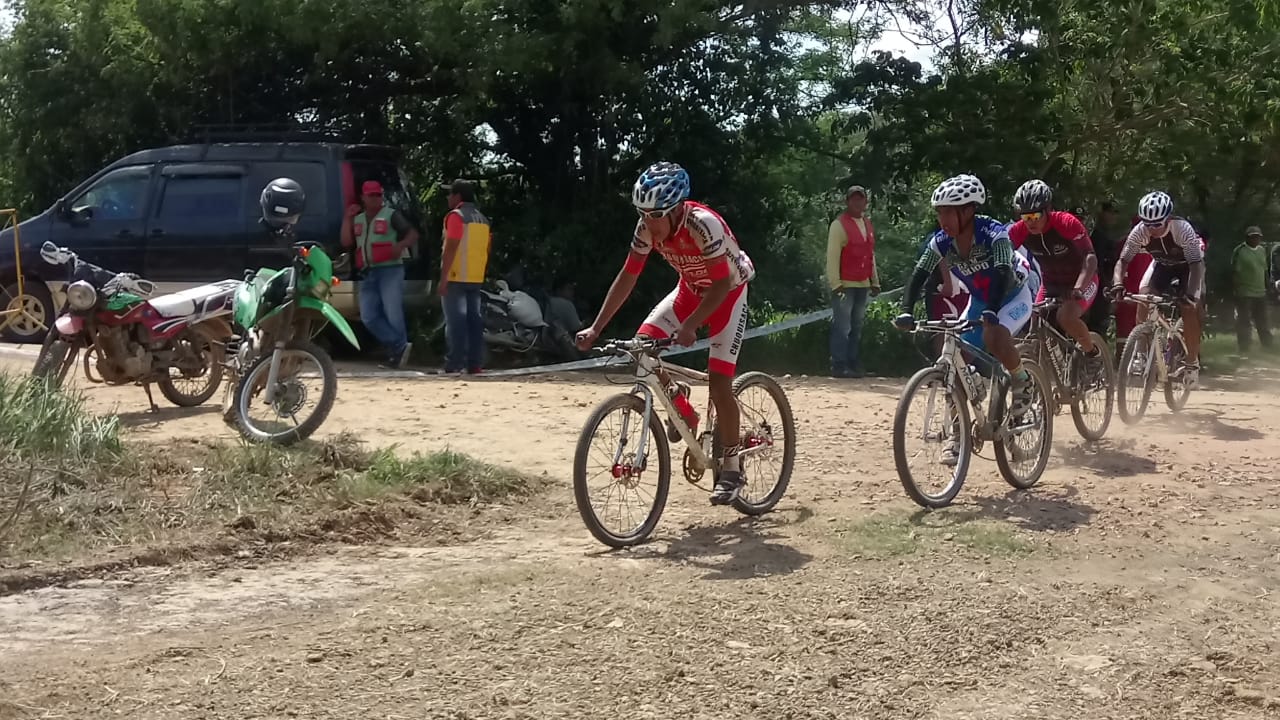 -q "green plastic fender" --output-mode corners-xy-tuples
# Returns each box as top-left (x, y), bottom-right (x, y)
(298, 295), (360, 350)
